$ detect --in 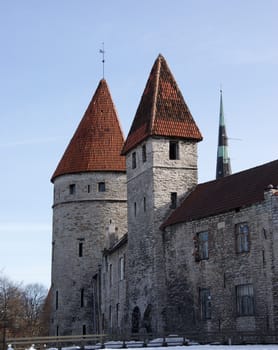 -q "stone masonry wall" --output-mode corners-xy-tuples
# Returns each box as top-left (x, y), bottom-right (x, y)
(163, 190), (276, 336)
(126, 137), (198, 334)
(51, 172), (127, 336)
